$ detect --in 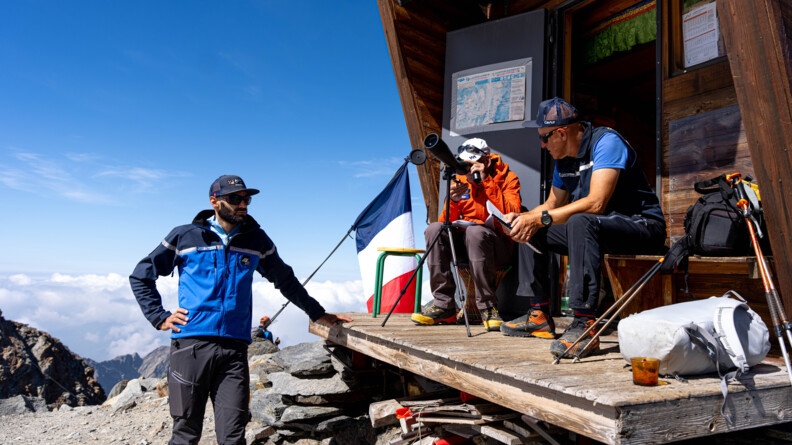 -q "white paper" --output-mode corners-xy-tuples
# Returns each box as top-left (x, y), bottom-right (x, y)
(683, 2), (720, 67)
